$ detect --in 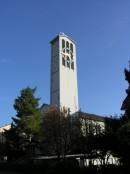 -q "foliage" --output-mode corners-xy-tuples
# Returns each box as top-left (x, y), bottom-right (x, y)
(5, 87), (41, 160)
(119, 68), (130, 169)
(99, 67), (130, 172)
(67, 114), (84, 154)
(124, 68), (130, 85)
(95, 116), (121, 166)
(0, 142), (7, 157)
(12, 87), (41, 133)
(40, 106), (83, 157)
